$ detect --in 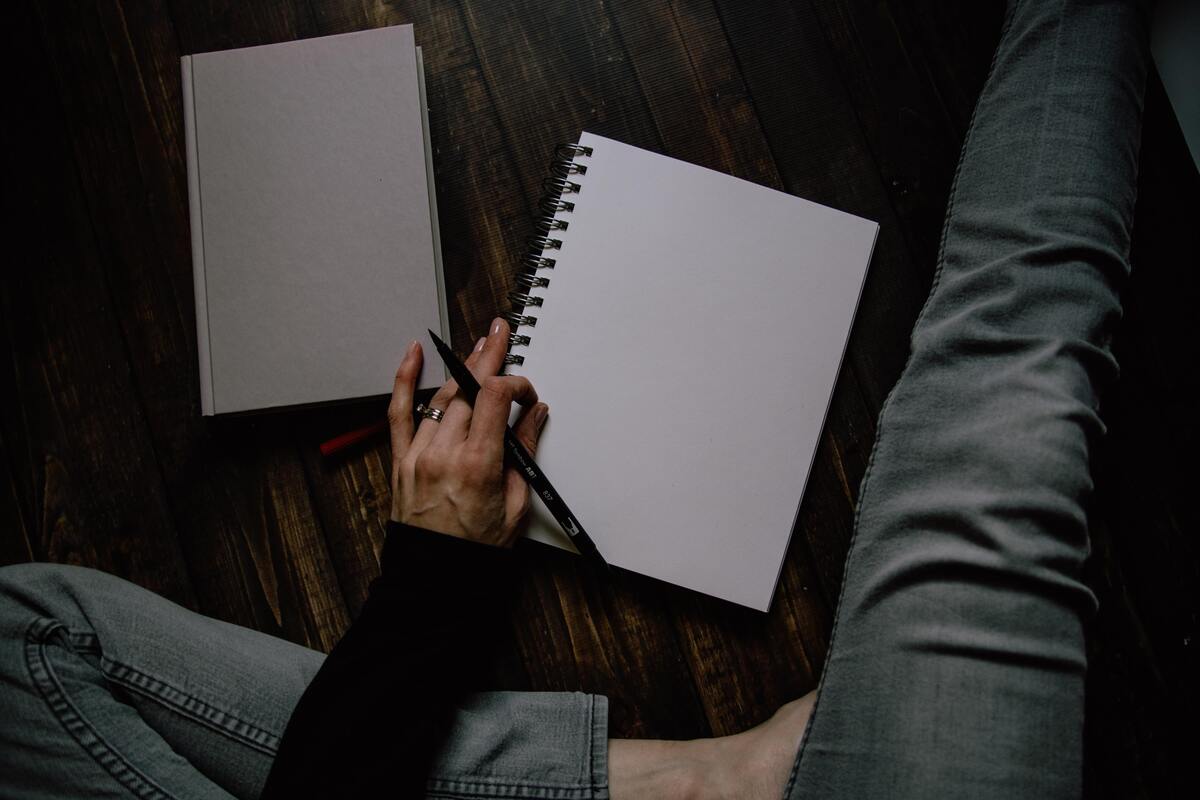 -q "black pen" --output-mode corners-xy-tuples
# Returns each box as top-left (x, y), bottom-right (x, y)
(428, 330), (609, 572)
